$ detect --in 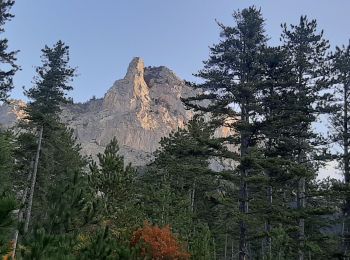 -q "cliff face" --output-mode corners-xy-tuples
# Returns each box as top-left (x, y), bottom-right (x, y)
(0, 58), (233, 167)
(0, 99), (27, 128)
(60, 57), (196, 166)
